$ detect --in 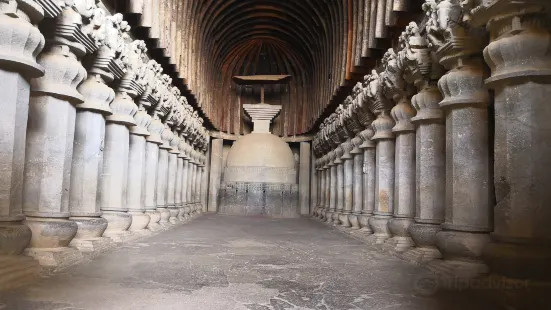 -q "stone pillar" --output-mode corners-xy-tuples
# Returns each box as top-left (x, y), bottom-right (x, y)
(69, 47), (114, 251)
(322, 156), (330, 220)
(333, 147), (344, 225)
(181, 157), (190, 218)
(299, 142), (311, 215)
(316, 158), (325, 219)
(187, 160), (194, 214)
(156, 125), (172, 226)
(340, 140), (353, 227)
(195, 160), (201, 214)
(126, 103), (151, 232)
(386, 98), (416, 252)
(0, 0), (44, 258)
(432, 57), (491, 276)
(196, 161), (204, 213)
(175, 141), (185, 220)
(405, 86), (445, 263)
(369, 112), (395, 244)
(201, 147), (210, 212)
(167, 134), (180, 223)
(310, 154), (317, 216)
(194, 160), (202, 213)
(475, 0), (551, 282)
(420, 6), (493, 275)
(186, 161), (195, 216)
(194, 160), (201, 213)
(100, 74), (141, 240)
(359, 127), (375, 234)
(350, 136), (363, 229)
(22, 5), (87, 265)
(327, 154), (337, 223)
(144, 115), (163, 231)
